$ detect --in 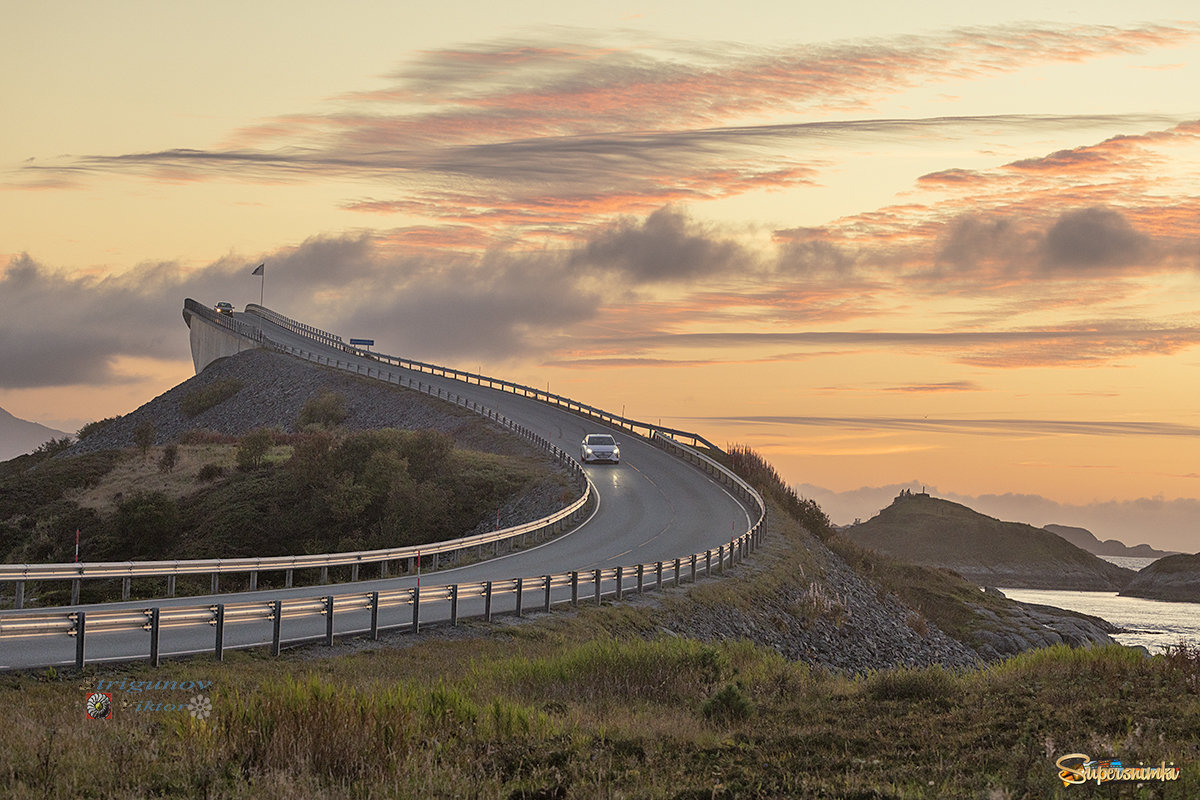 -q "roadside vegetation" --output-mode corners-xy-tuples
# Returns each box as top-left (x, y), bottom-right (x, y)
(4, 621), (1197, 798)
(0, 424), (570, 604)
